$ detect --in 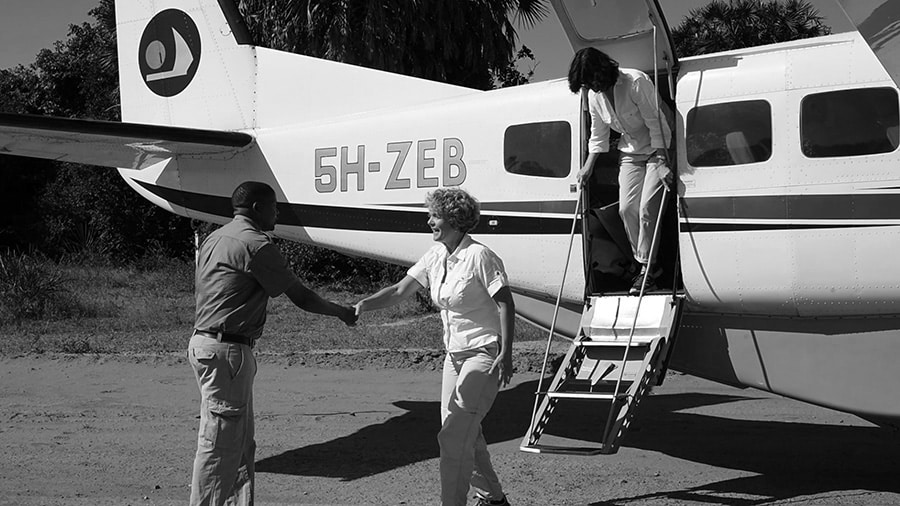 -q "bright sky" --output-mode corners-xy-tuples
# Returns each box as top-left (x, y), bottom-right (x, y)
(0, 0), (99, 70)
(0, 0), (855, 80)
